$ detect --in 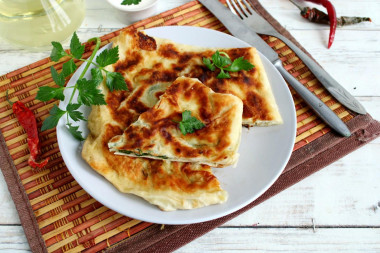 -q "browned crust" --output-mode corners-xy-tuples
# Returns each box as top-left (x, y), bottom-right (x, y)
(109, 77), (242, 166)
(109, 30), (281, 126)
